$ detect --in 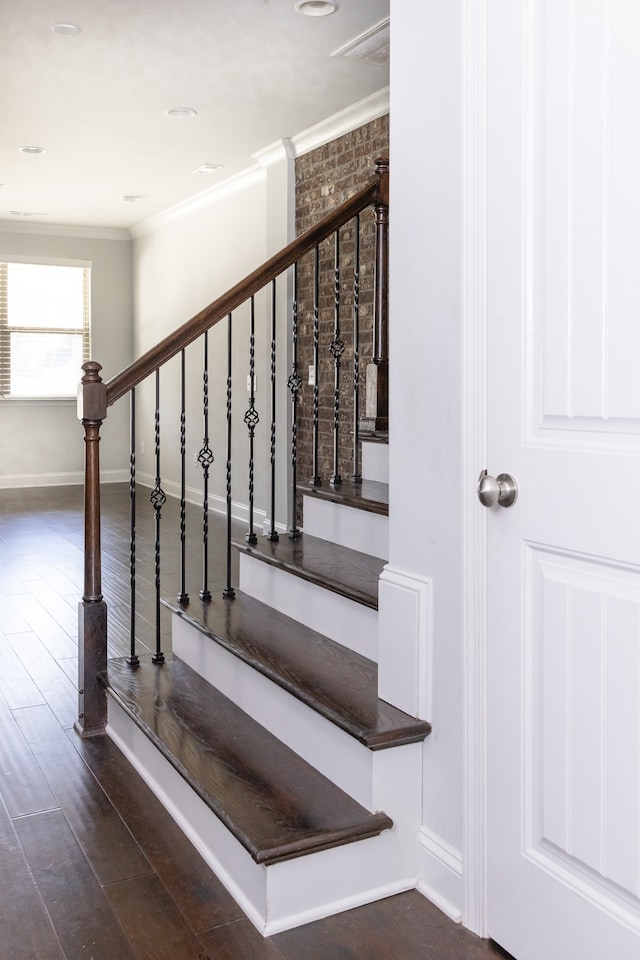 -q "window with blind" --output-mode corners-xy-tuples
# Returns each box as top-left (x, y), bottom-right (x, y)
(0, 259), (91, 398)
